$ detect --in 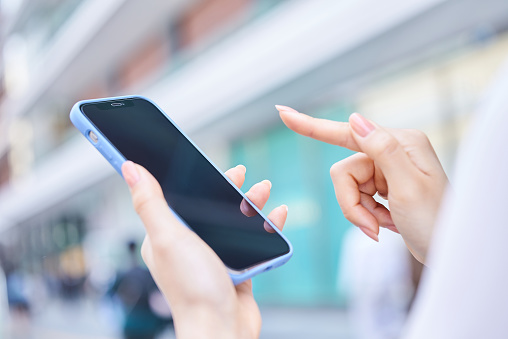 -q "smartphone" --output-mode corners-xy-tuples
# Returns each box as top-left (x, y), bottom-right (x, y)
(70, 95), (292, 284)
